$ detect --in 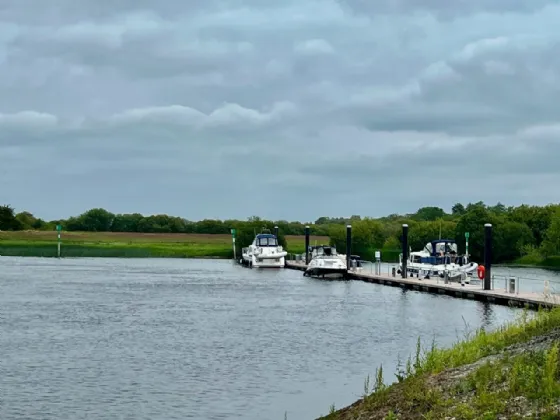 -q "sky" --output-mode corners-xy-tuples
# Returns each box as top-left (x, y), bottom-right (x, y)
(1, 1), (560, 222)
